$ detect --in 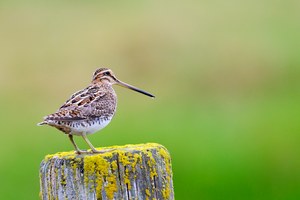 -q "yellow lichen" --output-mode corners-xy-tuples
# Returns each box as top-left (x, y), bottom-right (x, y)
(44, 143), (163, 160)
(143, 148), (158, 181)
(158, 147), (172, 199)
(84, 154), (110, 198)
(105, 174), (117, 199)
(145, 189), (151, 196)
(60, 164), (67, 186)
(45, 151), (76, 161)
(42, 143), (172, 200)
(132, 153), (141, 172)
(70, 157), (81, 172)
(111, 160), (118, 171)
(162, 187), (171, 199)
